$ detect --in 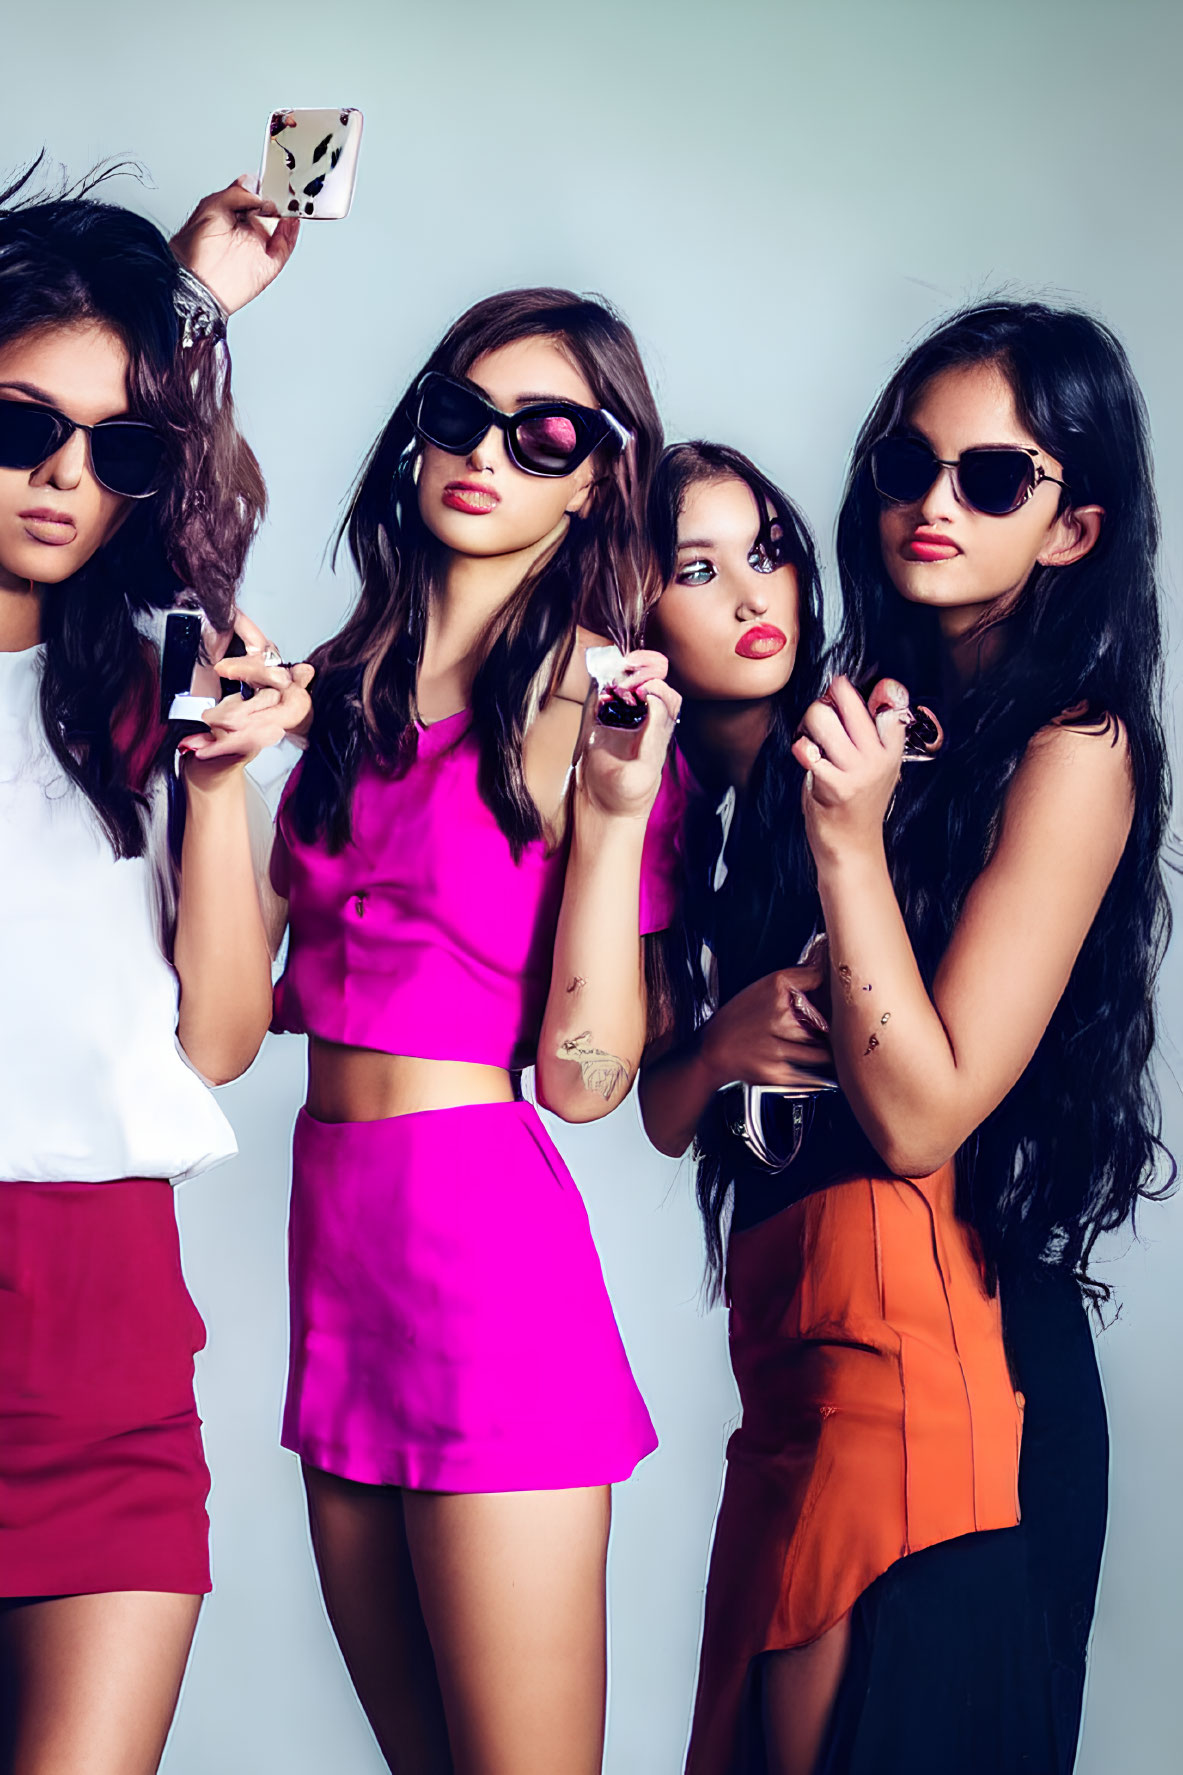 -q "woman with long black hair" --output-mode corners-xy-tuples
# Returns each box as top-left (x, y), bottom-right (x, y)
(639, 440), (829, 1224)
(642, 302), (1171, 1775)
(0, 167), (305, 1774)
(793, 298), (1173, 1774)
